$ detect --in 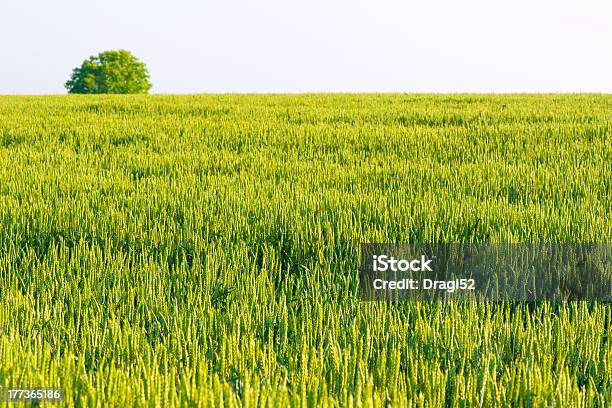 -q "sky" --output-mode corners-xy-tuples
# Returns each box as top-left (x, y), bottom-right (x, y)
(0, 0), (610, 94)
